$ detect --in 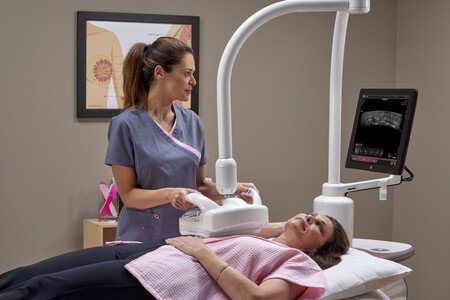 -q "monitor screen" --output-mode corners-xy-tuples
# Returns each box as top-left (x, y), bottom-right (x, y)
(345, 89), (418, 175)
